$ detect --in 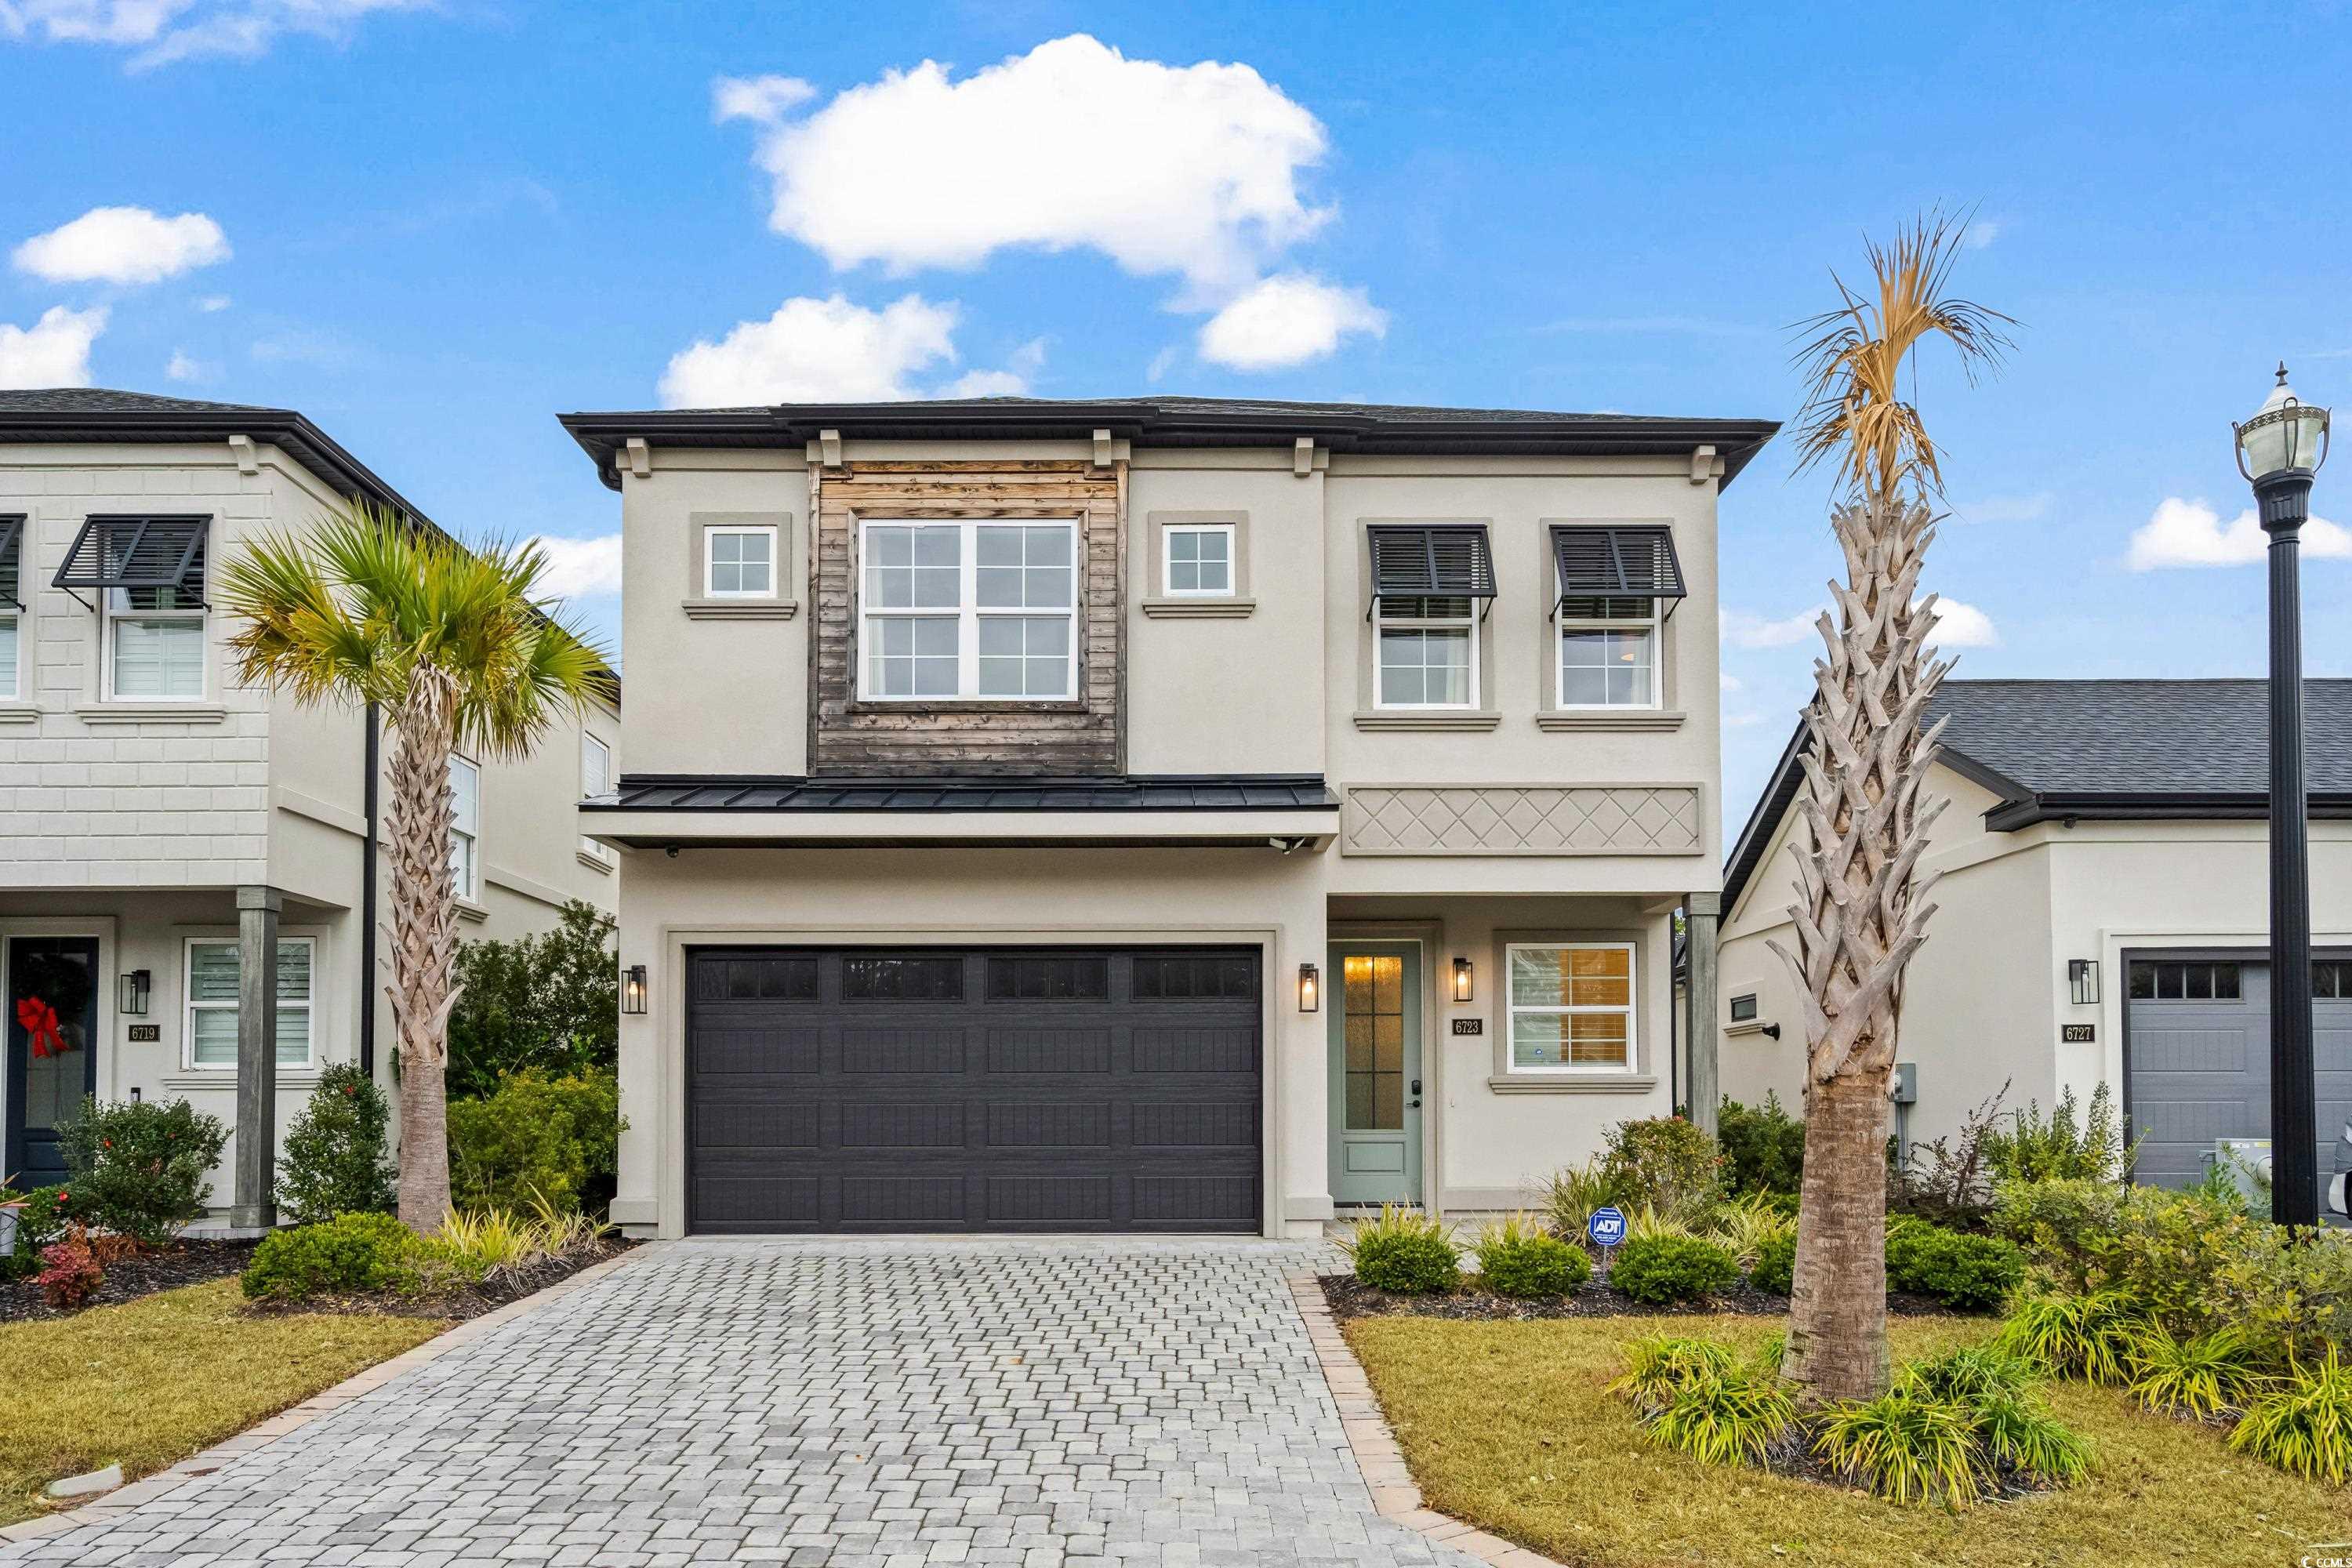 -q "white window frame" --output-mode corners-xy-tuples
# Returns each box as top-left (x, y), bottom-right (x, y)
(579, 733), (614, 862)
(182, 935), (316, 1071)
(1555, 595), (1662, 710)
(856, 517), (1080, 702)
(0, 527), (20, 702)
(104, 582), (208, 702)
(1161, 522), (1236, 598)
(702, 524), (779, 600)
(449, 754), (481, 902)
(1504, 940), (1638, 1075)
(1374, 597), (1479, 710)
